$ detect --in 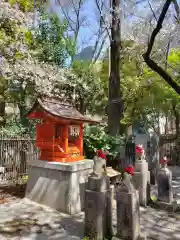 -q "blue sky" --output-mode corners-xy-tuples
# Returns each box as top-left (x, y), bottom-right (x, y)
(51, 0), (108, 52)
(49, 0), (148, 53)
